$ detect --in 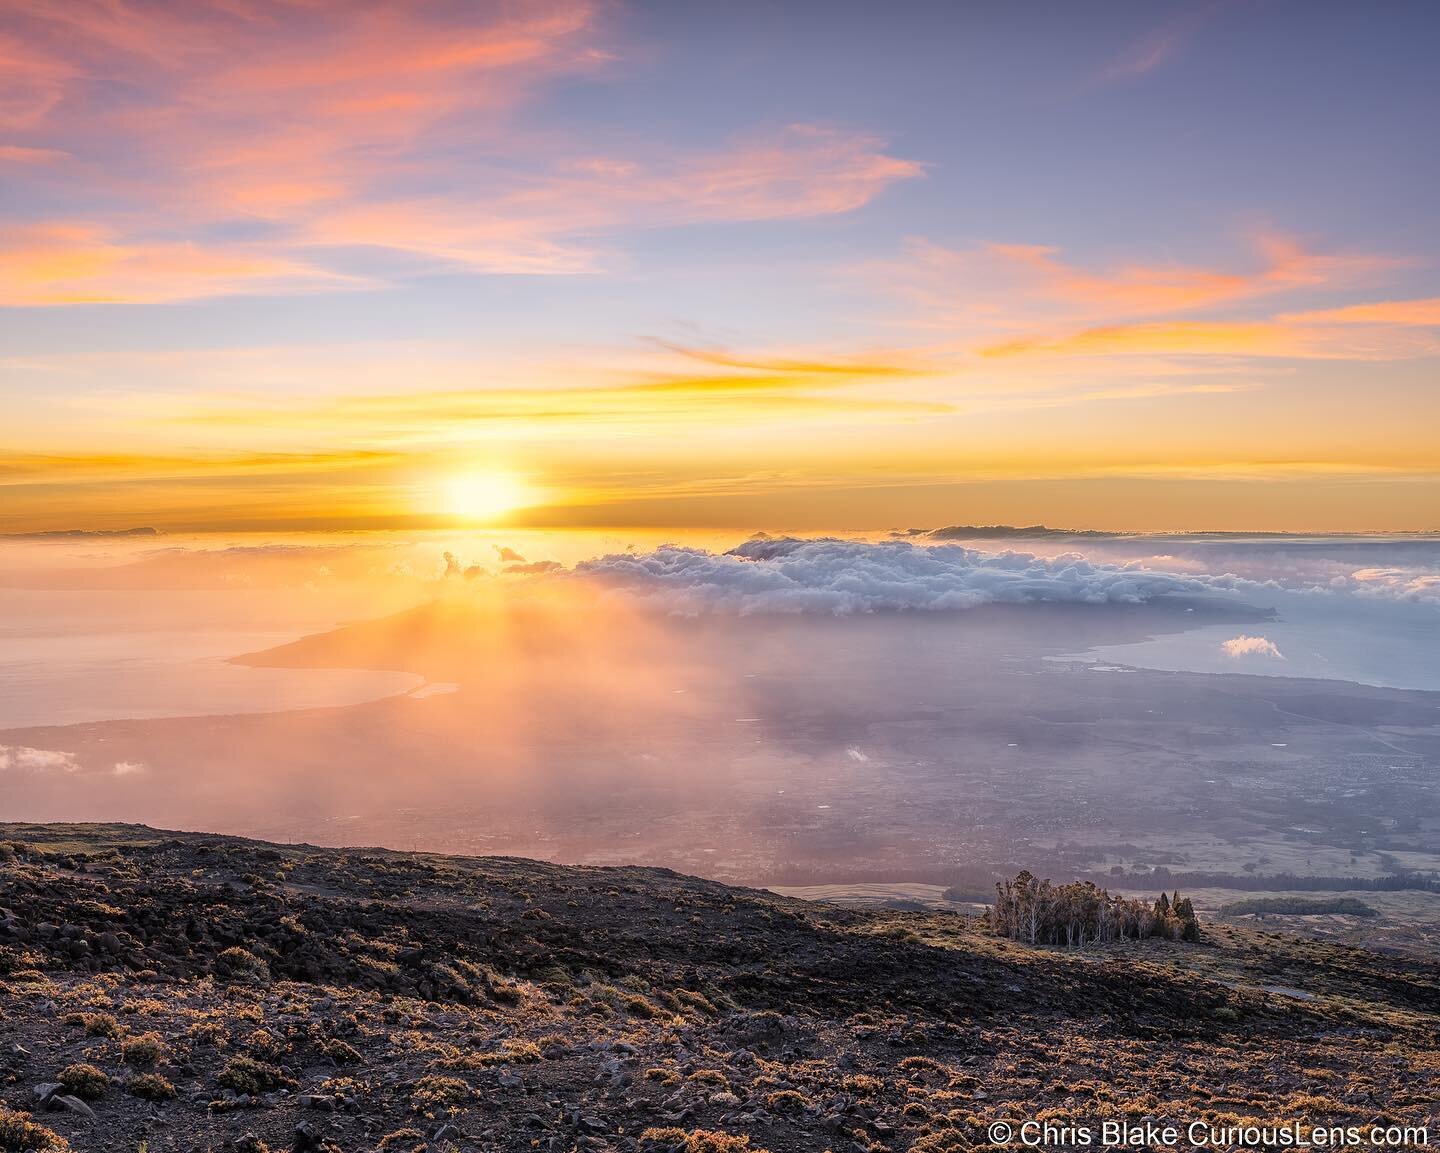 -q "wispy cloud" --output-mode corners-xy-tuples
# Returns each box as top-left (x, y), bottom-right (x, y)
(0, 3), (919, 302)
(1277, 298), (1440, 326)
(978, 317), (1438, 363)
(0, 222), (361, 306)
(164, 342), (944, 437)
(881, 234), (1403, 331)
(1094, 1), (1228, 86)
(0, 143), (68, 164)
(294, 126), (922, 276)
(872, 233), (1432, 365)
